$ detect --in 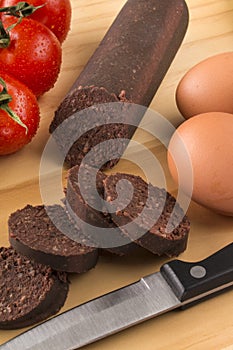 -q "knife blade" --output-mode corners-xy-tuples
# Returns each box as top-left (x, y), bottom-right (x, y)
(1, 243), (233, 350)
